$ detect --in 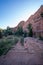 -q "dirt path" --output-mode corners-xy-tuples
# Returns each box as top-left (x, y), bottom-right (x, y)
(0, 37), (43, 65)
